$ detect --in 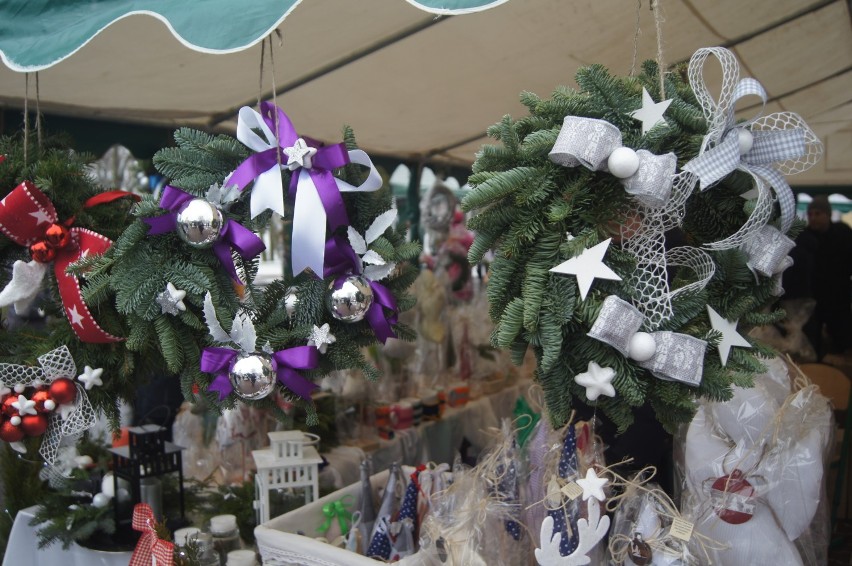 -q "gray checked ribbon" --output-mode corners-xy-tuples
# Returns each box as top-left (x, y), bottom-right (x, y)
(587, 296), (706, 386)
(683, 47), (823, 240)
(549, 116), (677, 208)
